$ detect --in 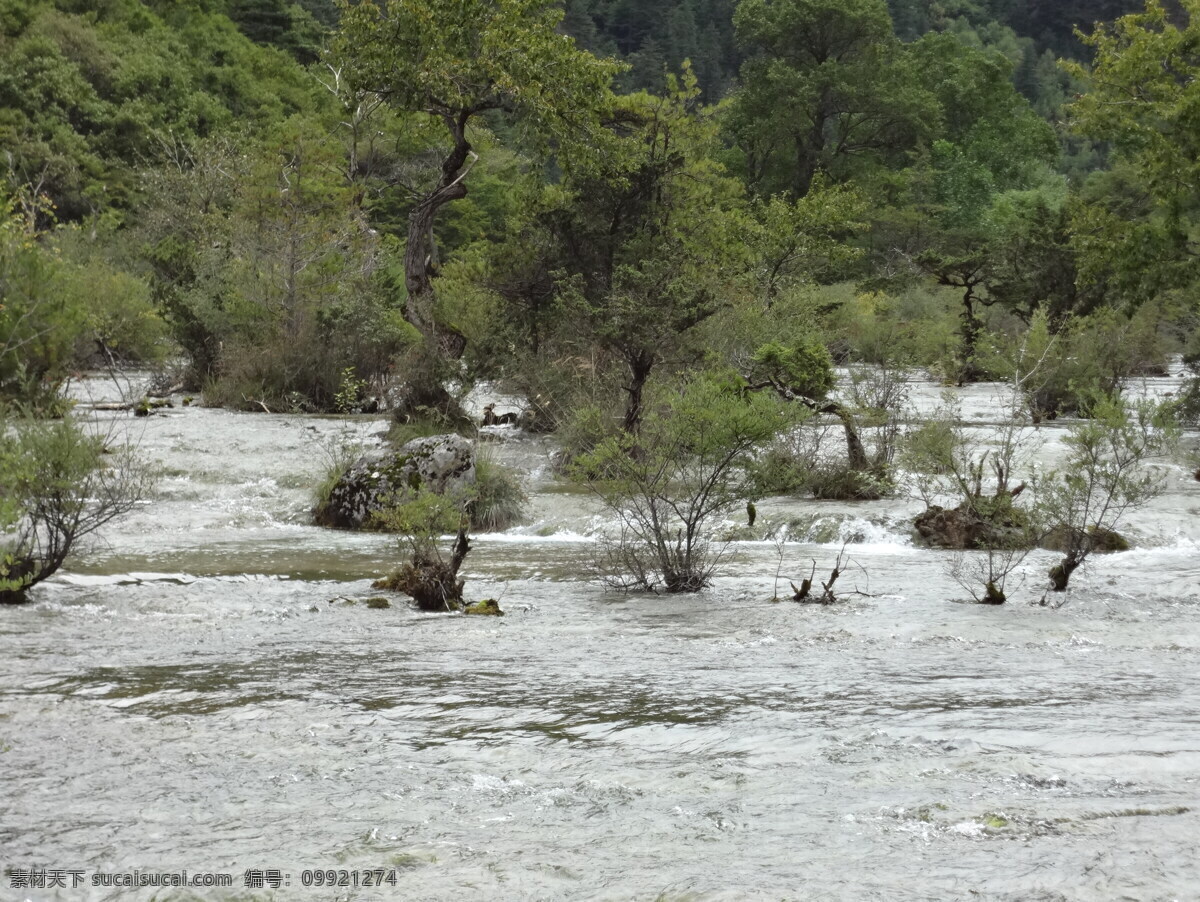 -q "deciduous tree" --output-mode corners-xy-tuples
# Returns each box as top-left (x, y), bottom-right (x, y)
(334, 0), (620, 398)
